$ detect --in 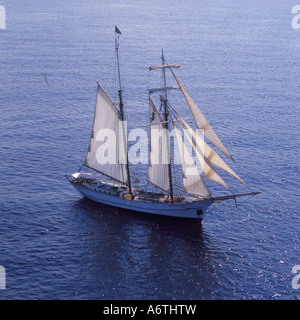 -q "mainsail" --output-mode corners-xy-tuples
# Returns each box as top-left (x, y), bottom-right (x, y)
(85, 83), (128, 184)
(173, 122), (211, 197)
(147, 96), (171, 193)
(170, 69), (234, 161)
